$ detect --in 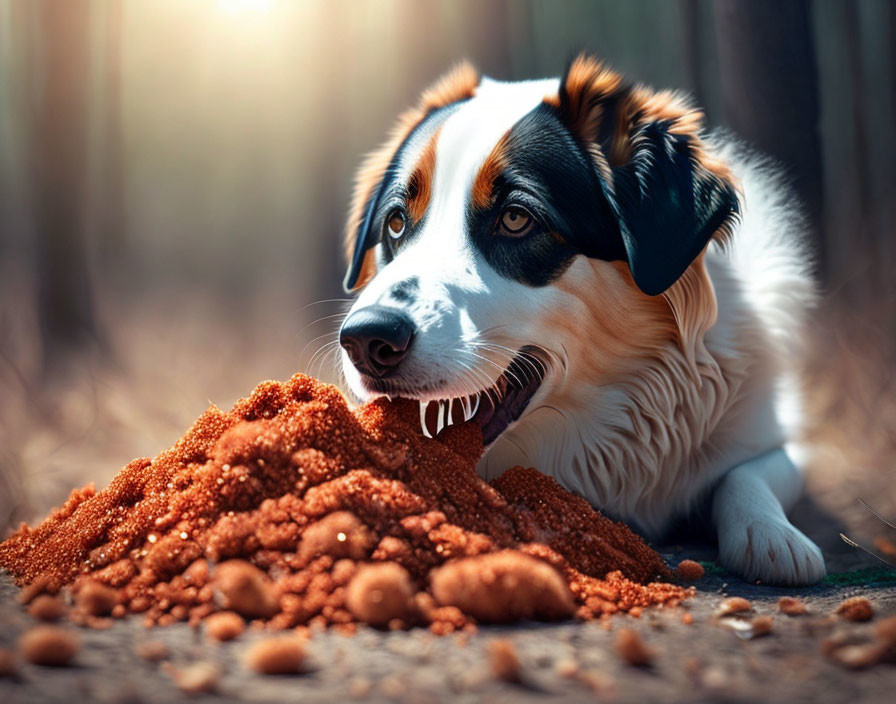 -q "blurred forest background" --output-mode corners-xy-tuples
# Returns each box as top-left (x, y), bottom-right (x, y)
(1, 0), (895, 560)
